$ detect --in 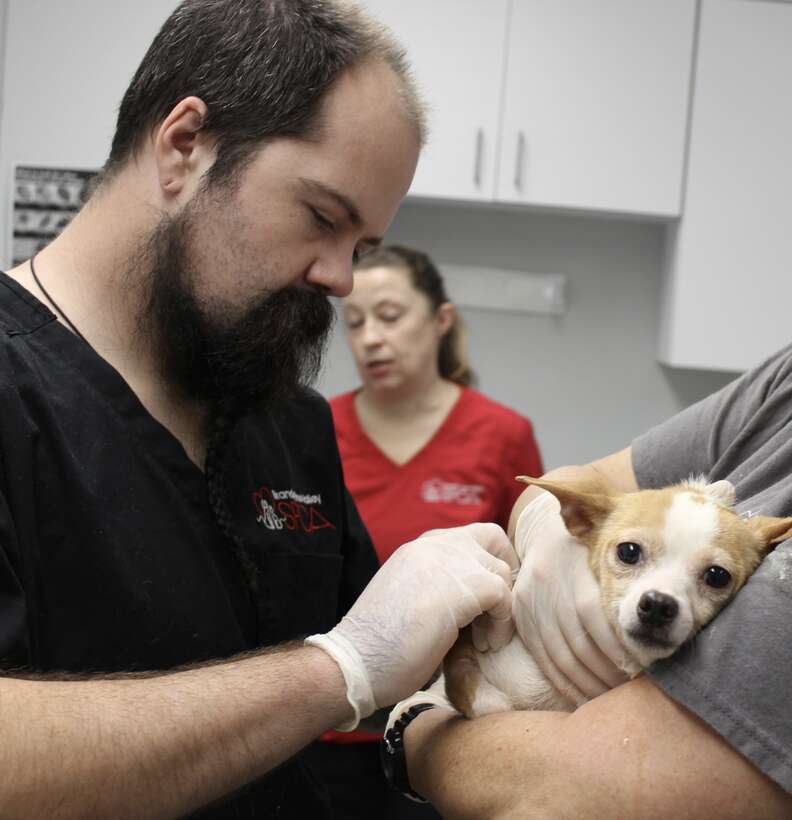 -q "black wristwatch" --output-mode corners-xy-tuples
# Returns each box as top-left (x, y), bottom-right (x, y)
(381, 703), (436, 803)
